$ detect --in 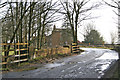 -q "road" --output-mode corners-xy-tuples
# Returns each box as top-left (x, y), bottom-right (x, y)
(2, 48), (119, 78)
